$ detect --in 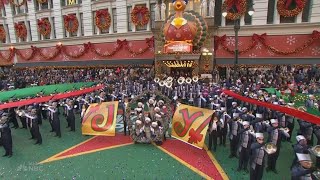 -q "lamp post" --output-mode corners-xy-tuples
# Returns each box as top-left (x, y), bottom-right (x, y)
(222, 5), (255, 74)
